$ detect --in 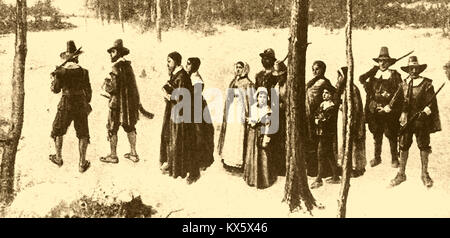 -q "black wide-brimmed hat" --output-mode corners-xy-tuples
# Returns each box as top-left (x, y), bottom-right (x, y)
(372, 46), (396, 64)
(107, 39), (130, 56)
(401, 56), (427, 74)
(60, 40), (83, 60)
(259, 48), (277, 61)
